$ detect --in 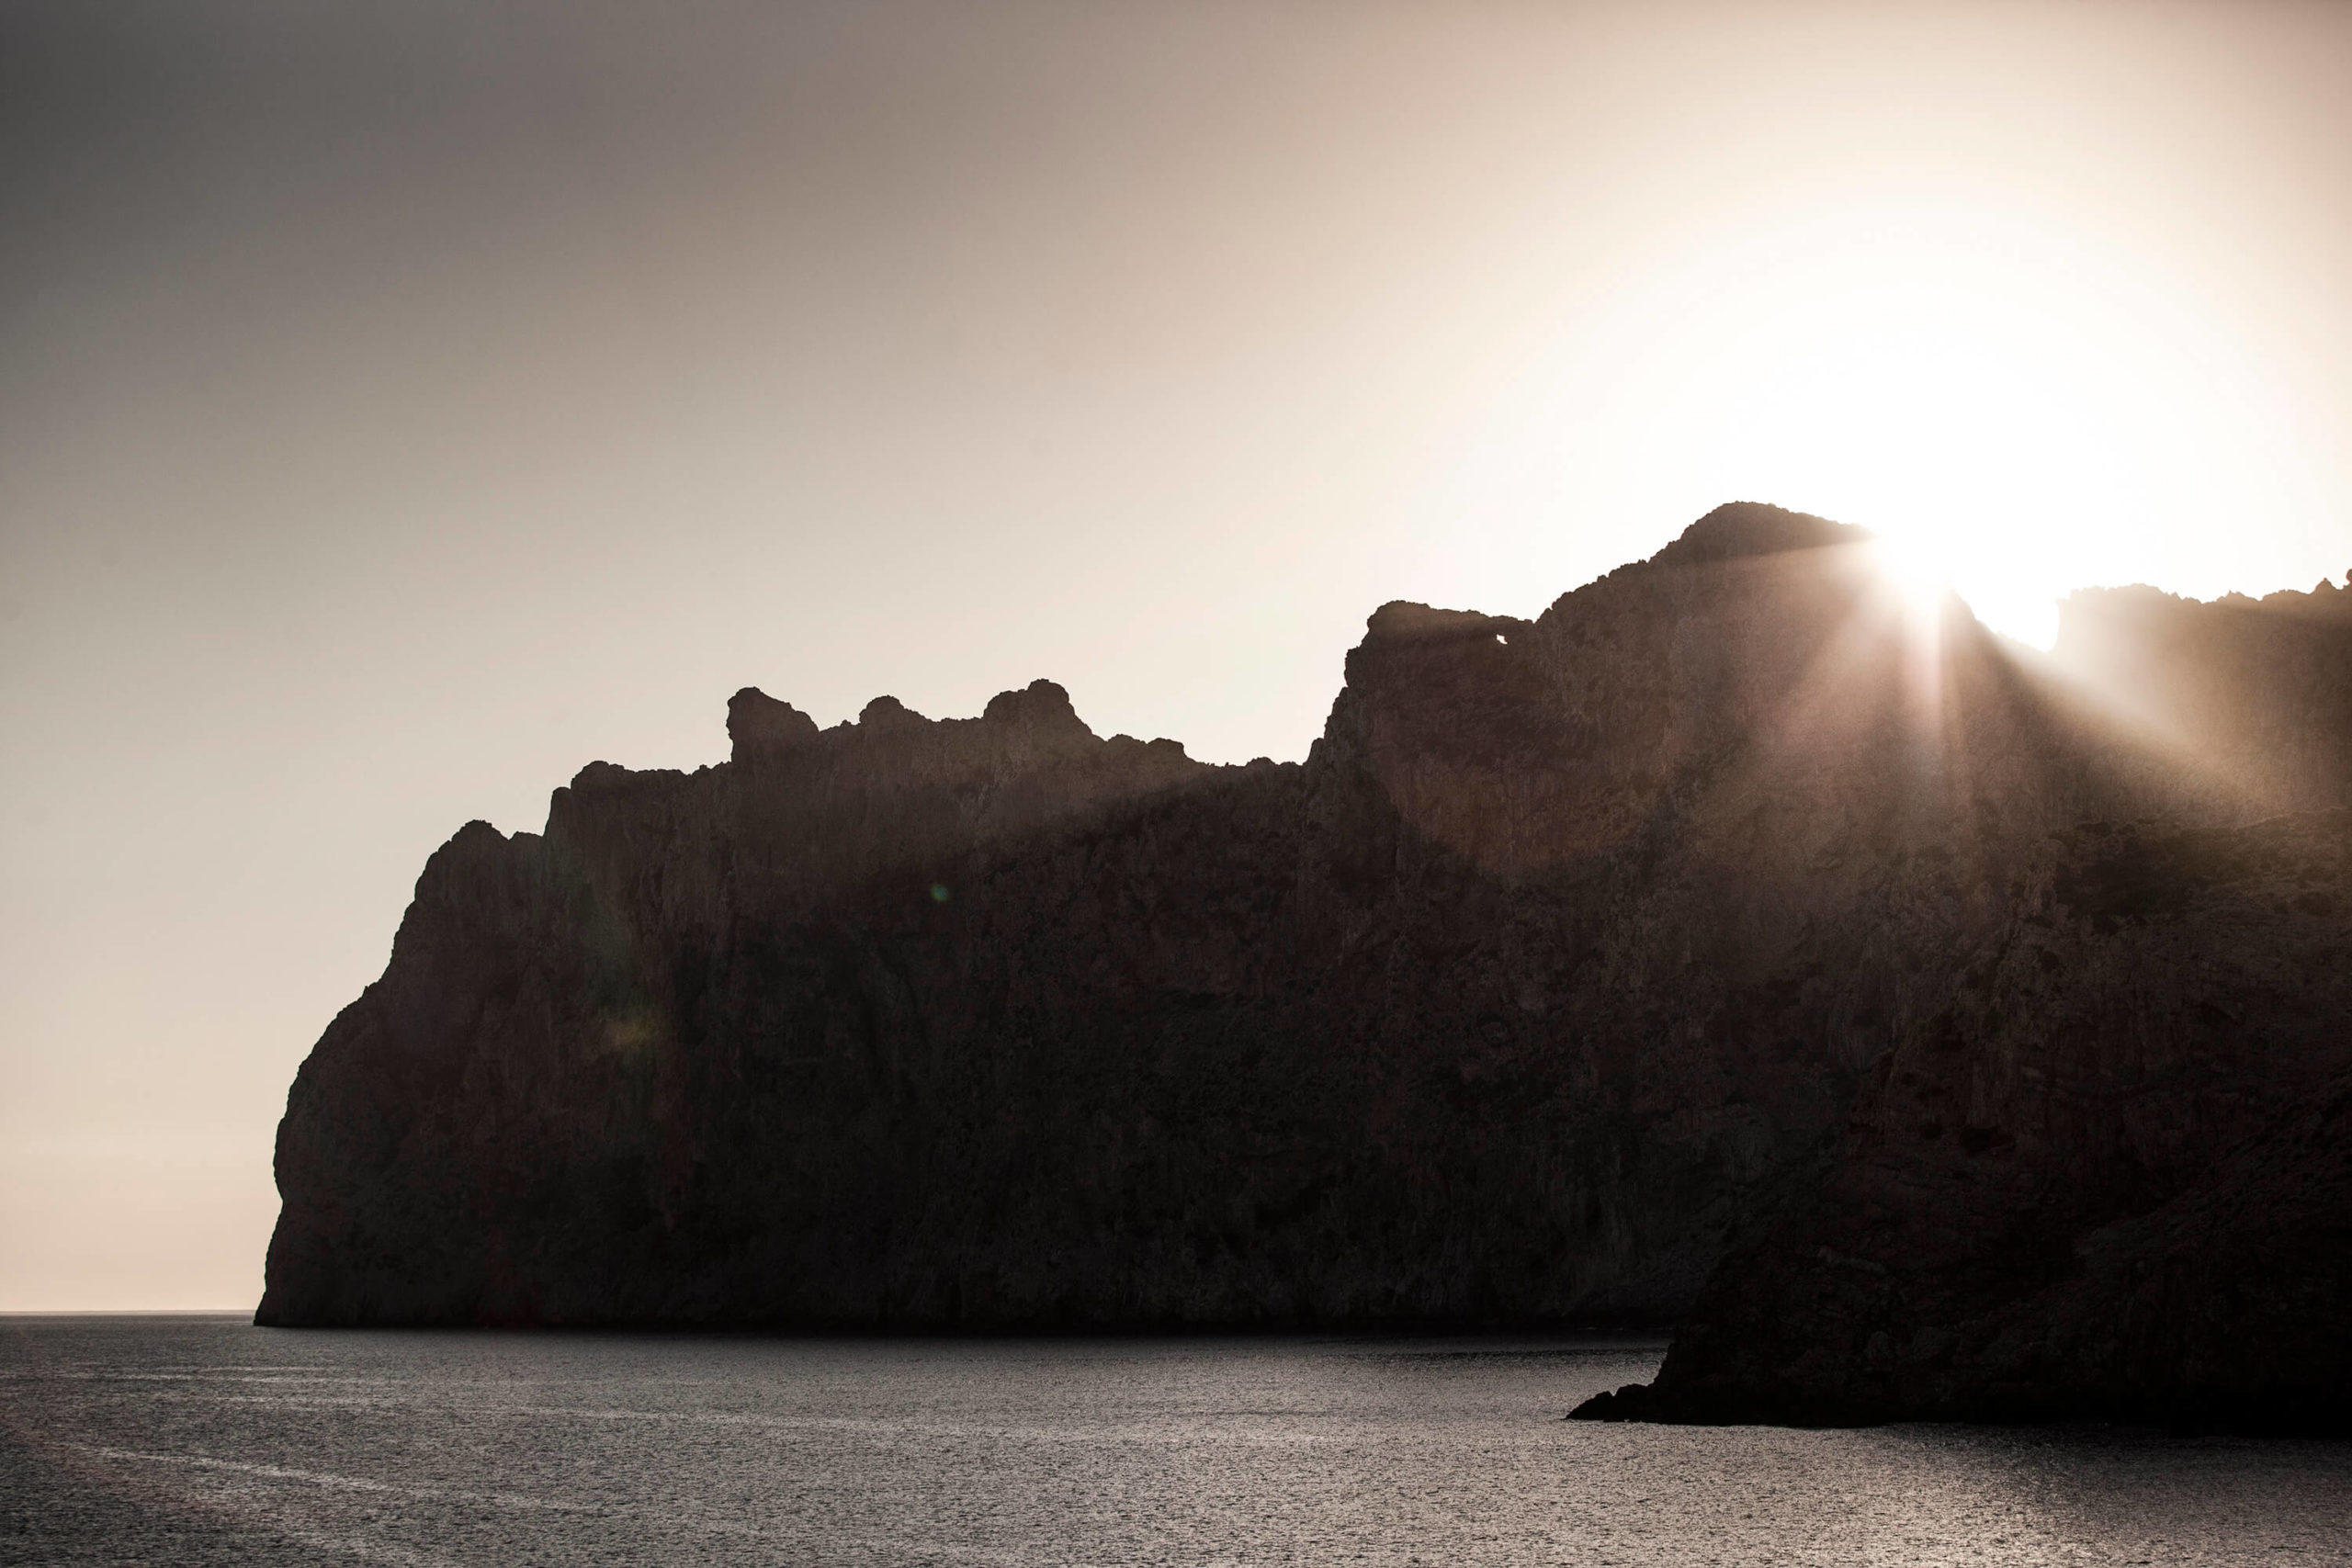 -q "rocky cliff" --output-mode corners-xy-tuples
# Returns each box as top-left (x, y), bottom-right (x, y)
(261, 505), (2352, 1406)
(1570, 569), (2352, 1431)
